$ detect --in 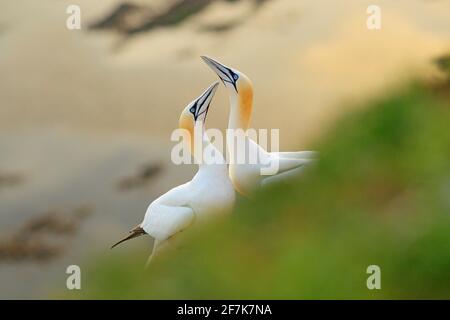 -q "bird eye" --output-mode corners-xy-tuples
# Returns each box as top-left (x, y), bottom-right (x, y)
(190, 107), (196, 113)
(233, 74), (239, 81)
